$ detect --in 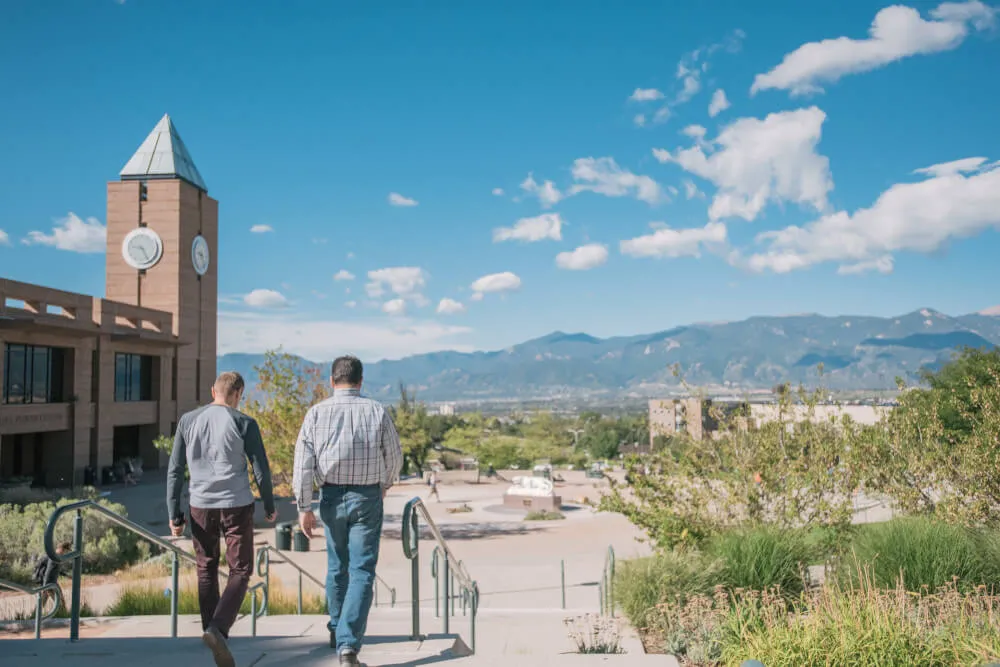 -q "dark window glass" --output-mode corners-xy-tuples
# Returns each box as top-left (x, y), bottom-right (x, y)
(32, 347), (49, 403)
(114, 353), (155, 402)
(3, 343), (66, 404)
